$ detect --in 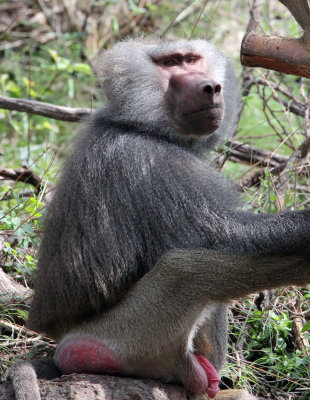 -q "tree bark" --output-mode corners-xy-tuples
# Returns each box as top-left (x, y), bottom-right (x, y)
(241, 33), (310, 78)
(0, 267), (32, 306)
(0, 95), (90, 122)
(241, 0), (310, 78)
